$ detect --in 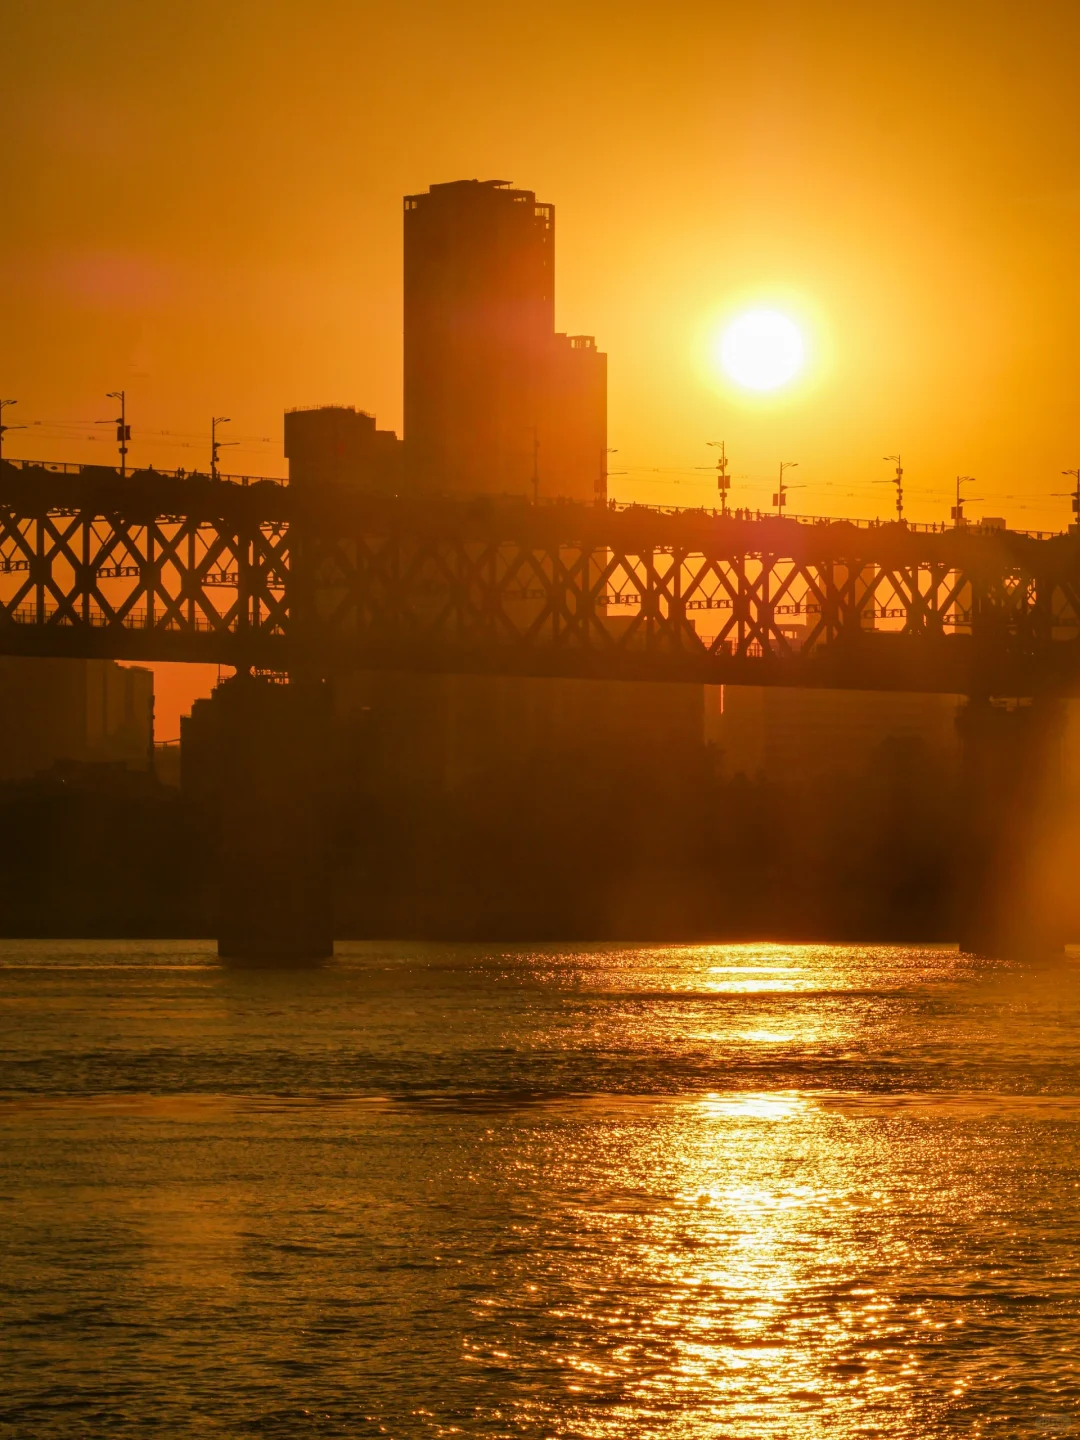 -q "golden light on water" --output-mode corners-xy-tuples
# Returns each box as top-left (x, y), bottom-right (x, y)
(7, 942), (1079, 1431)
(715, 309), (806, 392)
